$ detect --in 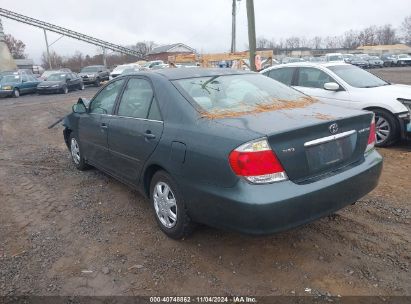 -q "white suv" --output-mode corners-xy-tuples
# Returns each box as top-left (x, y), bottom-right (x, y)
(261, 62), (411, 146)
